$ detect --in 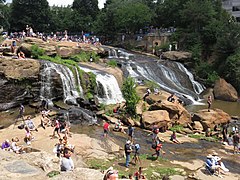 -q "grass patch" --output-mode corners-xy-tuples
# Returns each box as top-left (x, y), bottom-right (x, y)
(107, 59), (118, 68)
(188, 134), (219, 142)
(86, 154), (181, 179)
(169, 125), (184, 132)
